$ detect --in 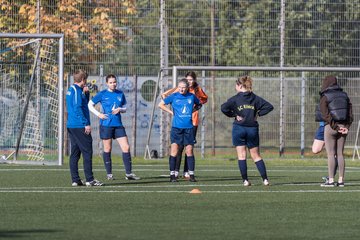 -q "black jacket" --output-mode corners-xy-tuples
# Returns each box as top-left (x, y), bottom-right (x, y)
(221, 91), (273, 127)
(319, 76), (353, 130)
